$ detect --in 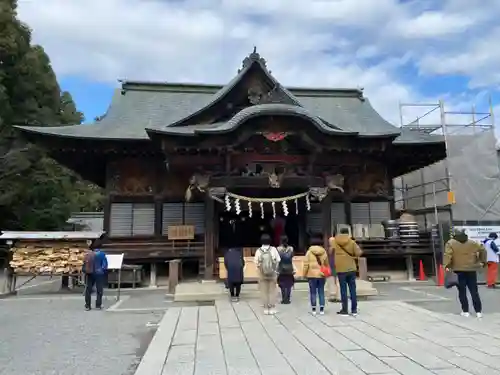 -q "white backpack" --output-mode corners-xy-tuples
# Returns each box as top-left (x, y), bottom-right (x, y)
(259, 246), (277, 279)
